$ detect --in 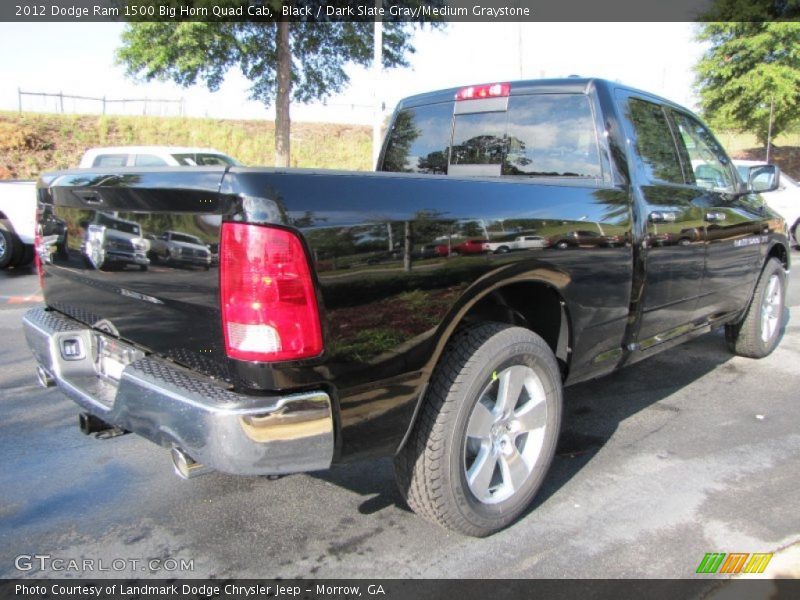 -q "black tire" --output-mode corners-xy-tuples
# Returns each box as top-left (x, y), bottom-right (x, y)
(0, 227), (23, 269)
(57, 232), (69, 259)
(139, 264), (148, 272)
(495, 246), (510, 254)
(555, 241), (569, 250)
(394, 323), (562, 537)
(725, 257), (786, 358)
(13, 244), (34, 268)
